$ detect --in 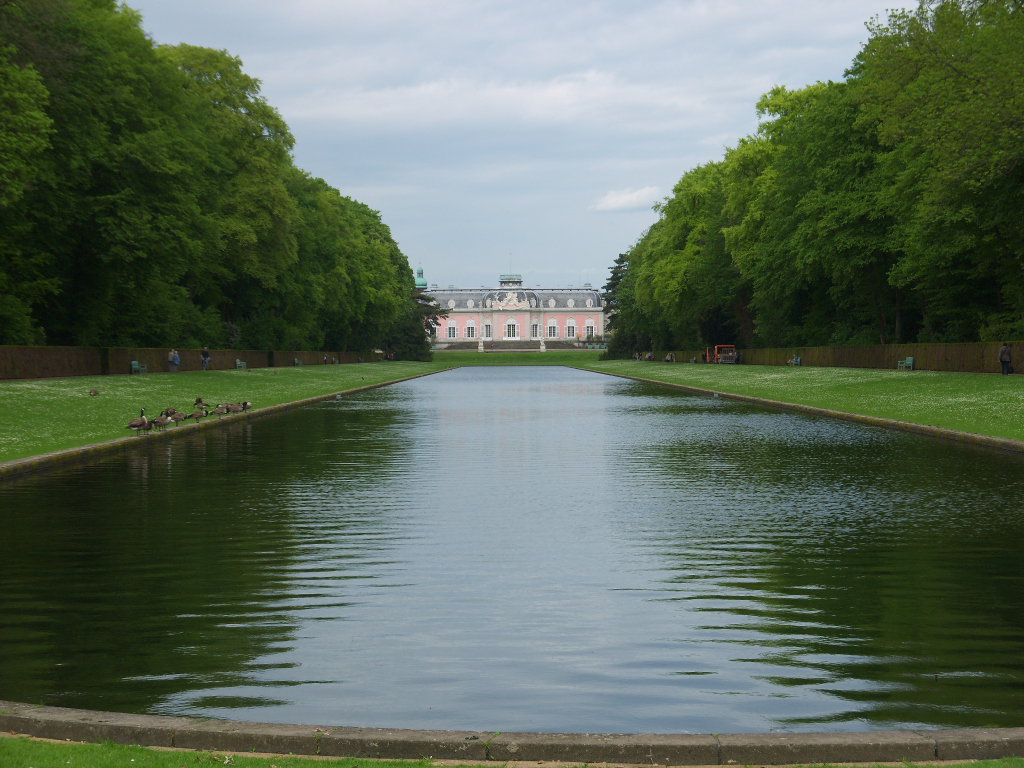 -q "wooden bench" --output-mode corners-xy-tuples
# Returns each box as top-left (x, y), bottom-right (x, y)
(131, 360), (147, 374)
(898, 356), (914, 371)
(235, 359), (246, 369)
